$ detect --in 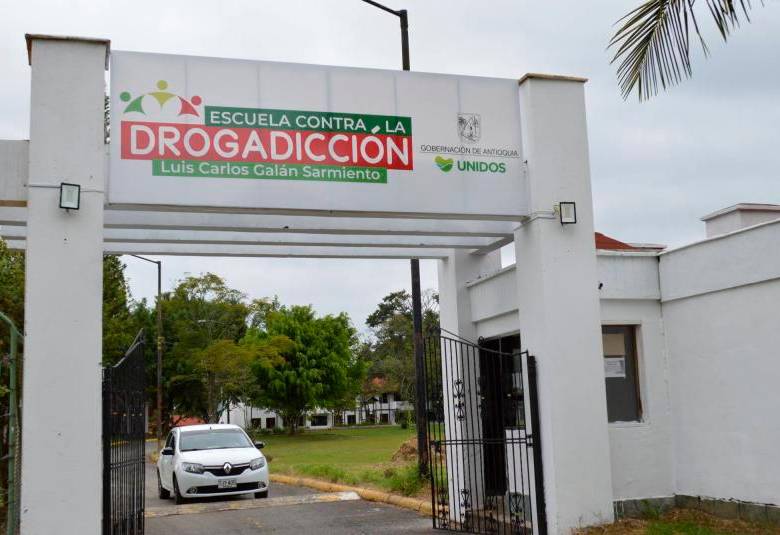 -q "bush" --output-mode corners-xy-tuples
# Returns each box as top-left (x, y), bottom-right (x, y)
(396, 410), (414, 429)
(386, 464), (425, 496)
